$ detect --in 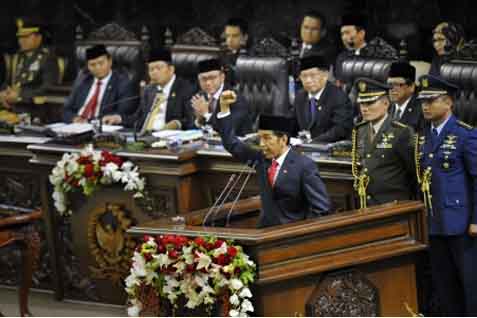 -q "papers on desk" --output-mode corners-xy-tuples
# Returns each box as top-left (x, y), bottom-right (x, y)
(102, 125), (123, 133)
(152, 129), (203, 142)
(46, 123), (123, 134)
(0, 135), (51, 144)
